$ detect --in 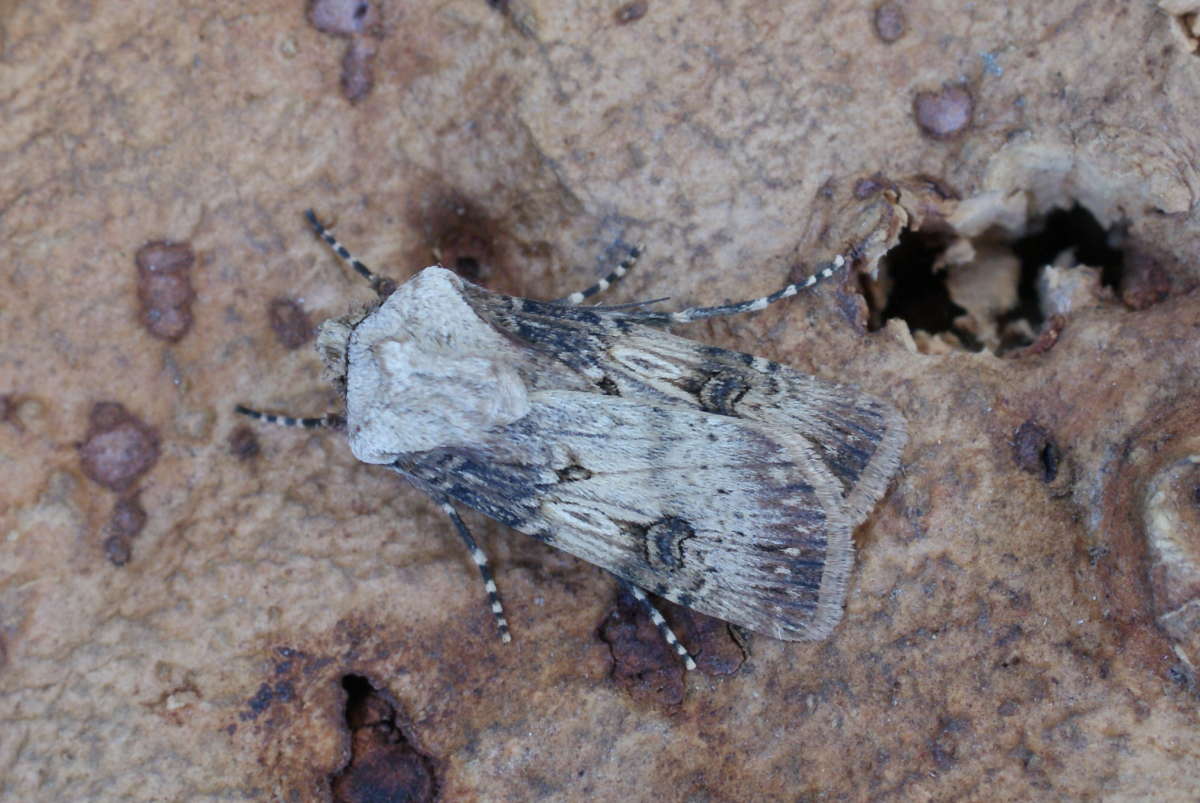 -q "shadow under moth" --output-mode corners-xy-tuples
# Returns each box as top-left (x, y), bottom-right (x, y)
(238, 212), (907, 670)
